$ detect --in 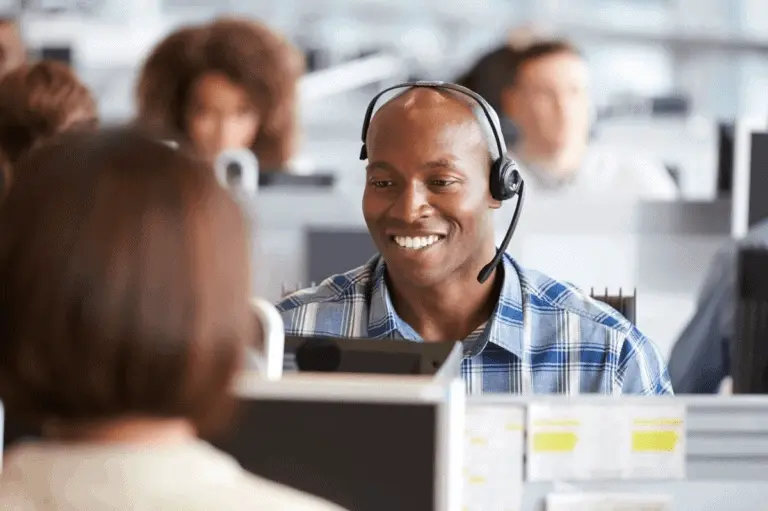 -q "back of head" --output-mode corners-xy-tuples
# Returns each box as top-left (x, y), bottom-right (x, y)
(0, 127), (253, 435)
(455, 45), (519, 111)
(0, 60), (97, 168)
